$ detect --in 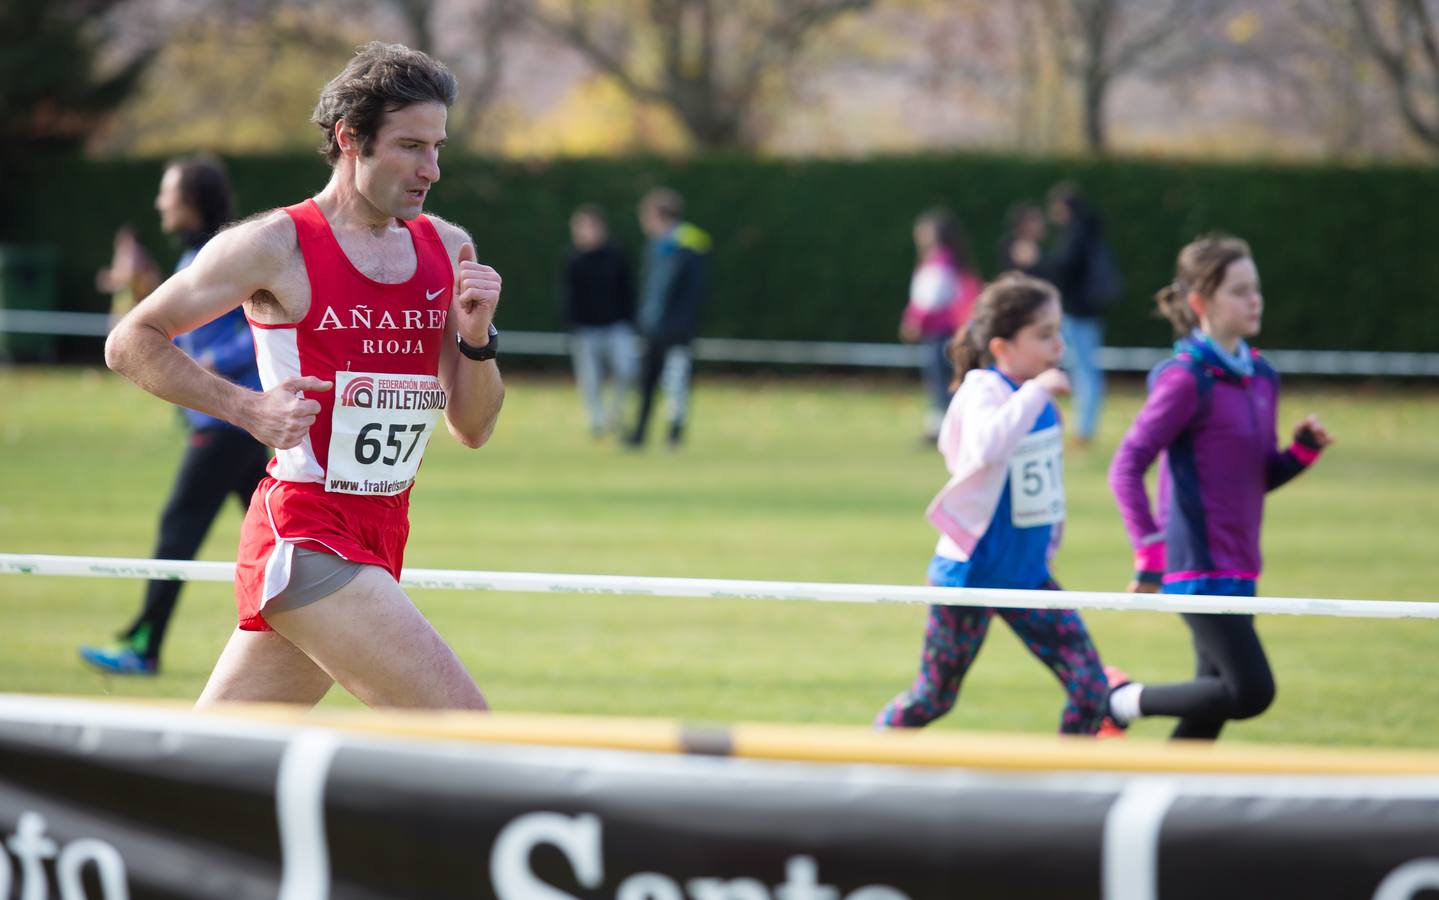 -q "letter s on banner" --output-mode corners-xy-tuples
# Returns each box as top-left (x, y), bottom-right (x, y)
(491, 812), (603, 900)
